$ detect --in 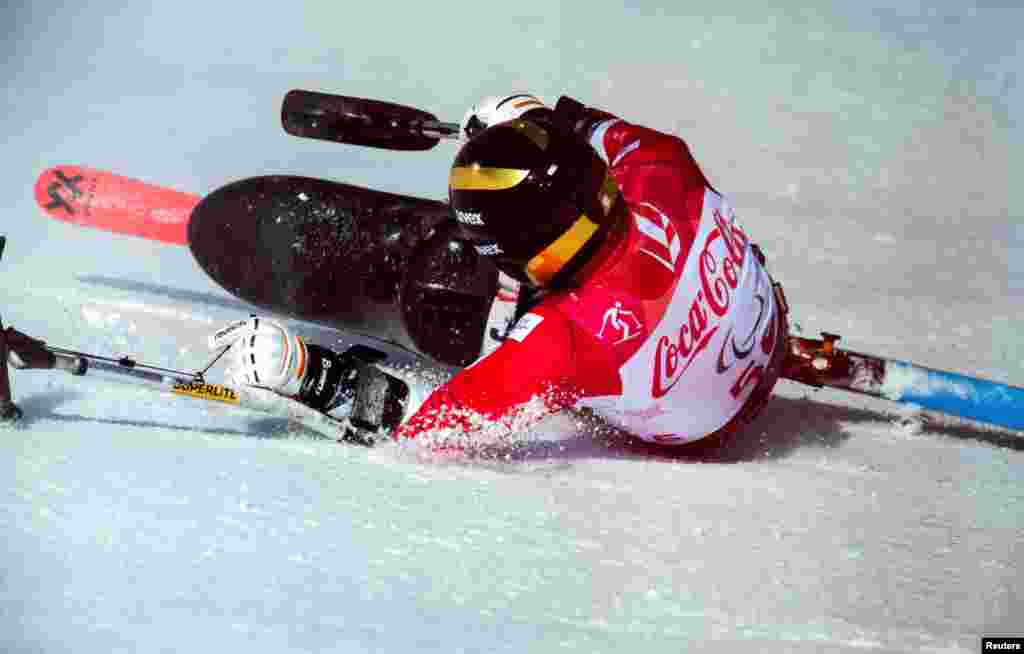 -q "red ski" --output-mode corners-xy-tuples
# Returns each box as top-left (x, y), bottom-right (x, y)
(34, 165), (199, 245)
